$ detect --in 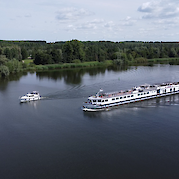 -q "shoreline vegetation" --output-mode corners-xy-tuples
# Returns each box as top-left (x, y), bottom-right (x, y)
(25, 60), (114, 71)
(23, 57), (179, 71)
(1, 40), (179, 77)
